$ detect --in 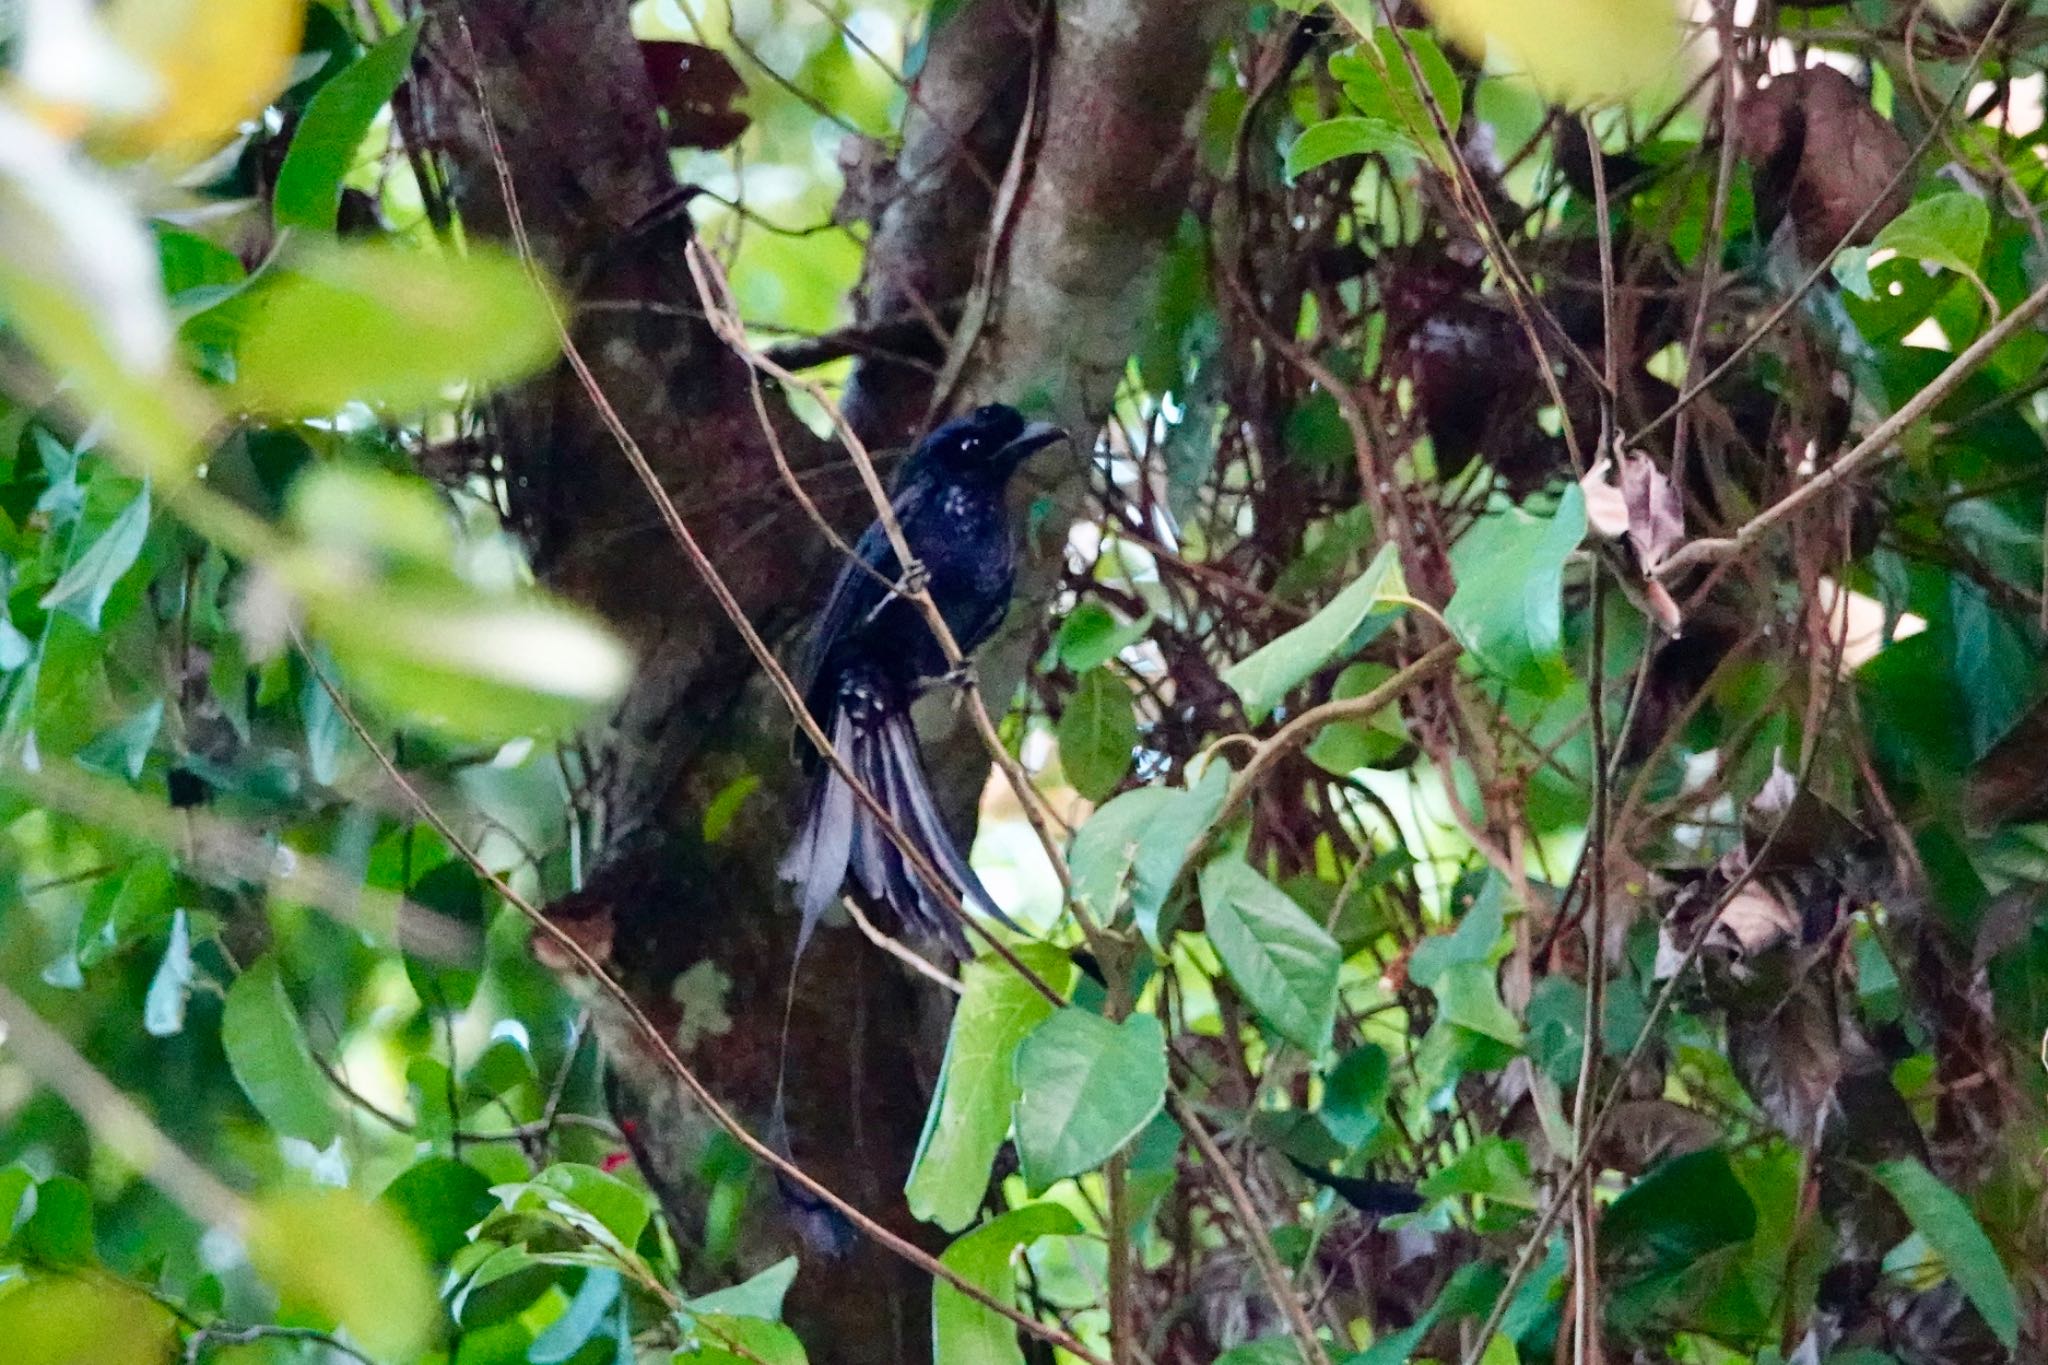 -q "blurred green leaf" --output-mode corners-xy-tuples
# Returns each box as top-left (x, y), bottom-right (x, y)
(221, 954), (339, 1147)
(383, 1156), (494, 1264)
(39, 481), (148, 630)
(1057, 666), (1137, 801)
(676, 1314), (807, 1364)
(231, 243), (561, 417)
(933, 1203), (1083, 1365)
(1321, 1044), (1391, 1150)
(21, 1175), (93, 1267)
(246, 1189), (437, 1361)
(274, 22), (421, 232)
(1199, 856), (1340, 1053)
(531, 1266), (621, 1364)
(142, 909), (194, 1037)
(1330, 29), (1461, 168)
(0, 1275), (175, 1365)
(1418, 1135), (1537, 1208)
(686, 1257), (798, 1321)
(1603, 1149), (1757, 1275)
(908, 945), (1072, 1232)
(1013, 1009), (1167, 1192)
